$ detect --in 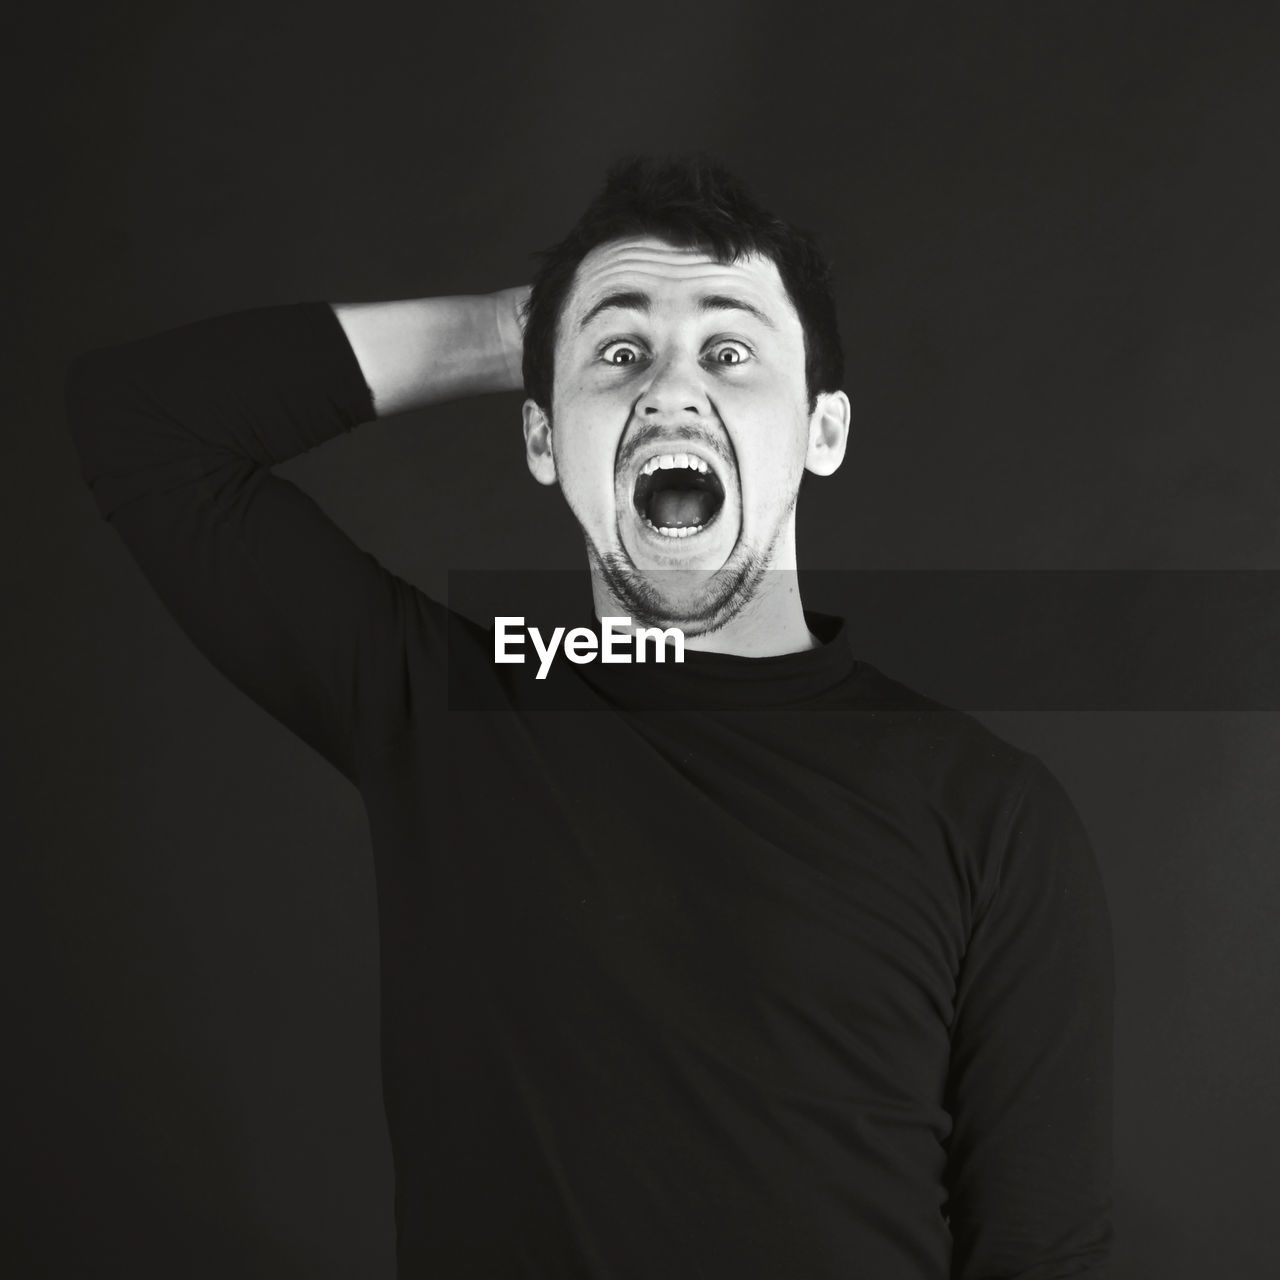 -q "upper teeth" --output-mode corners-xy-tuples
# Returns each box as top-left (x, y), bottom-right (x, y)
(641, 452), (710, 476)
